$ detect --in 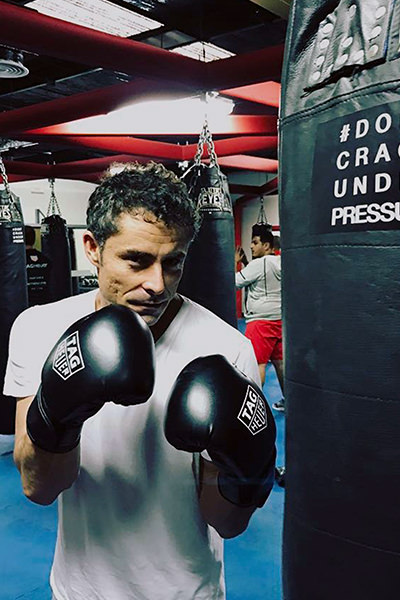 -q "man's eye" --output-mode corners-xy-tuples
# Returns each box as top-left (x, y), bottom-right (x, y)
(128, 259), (144, 269)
